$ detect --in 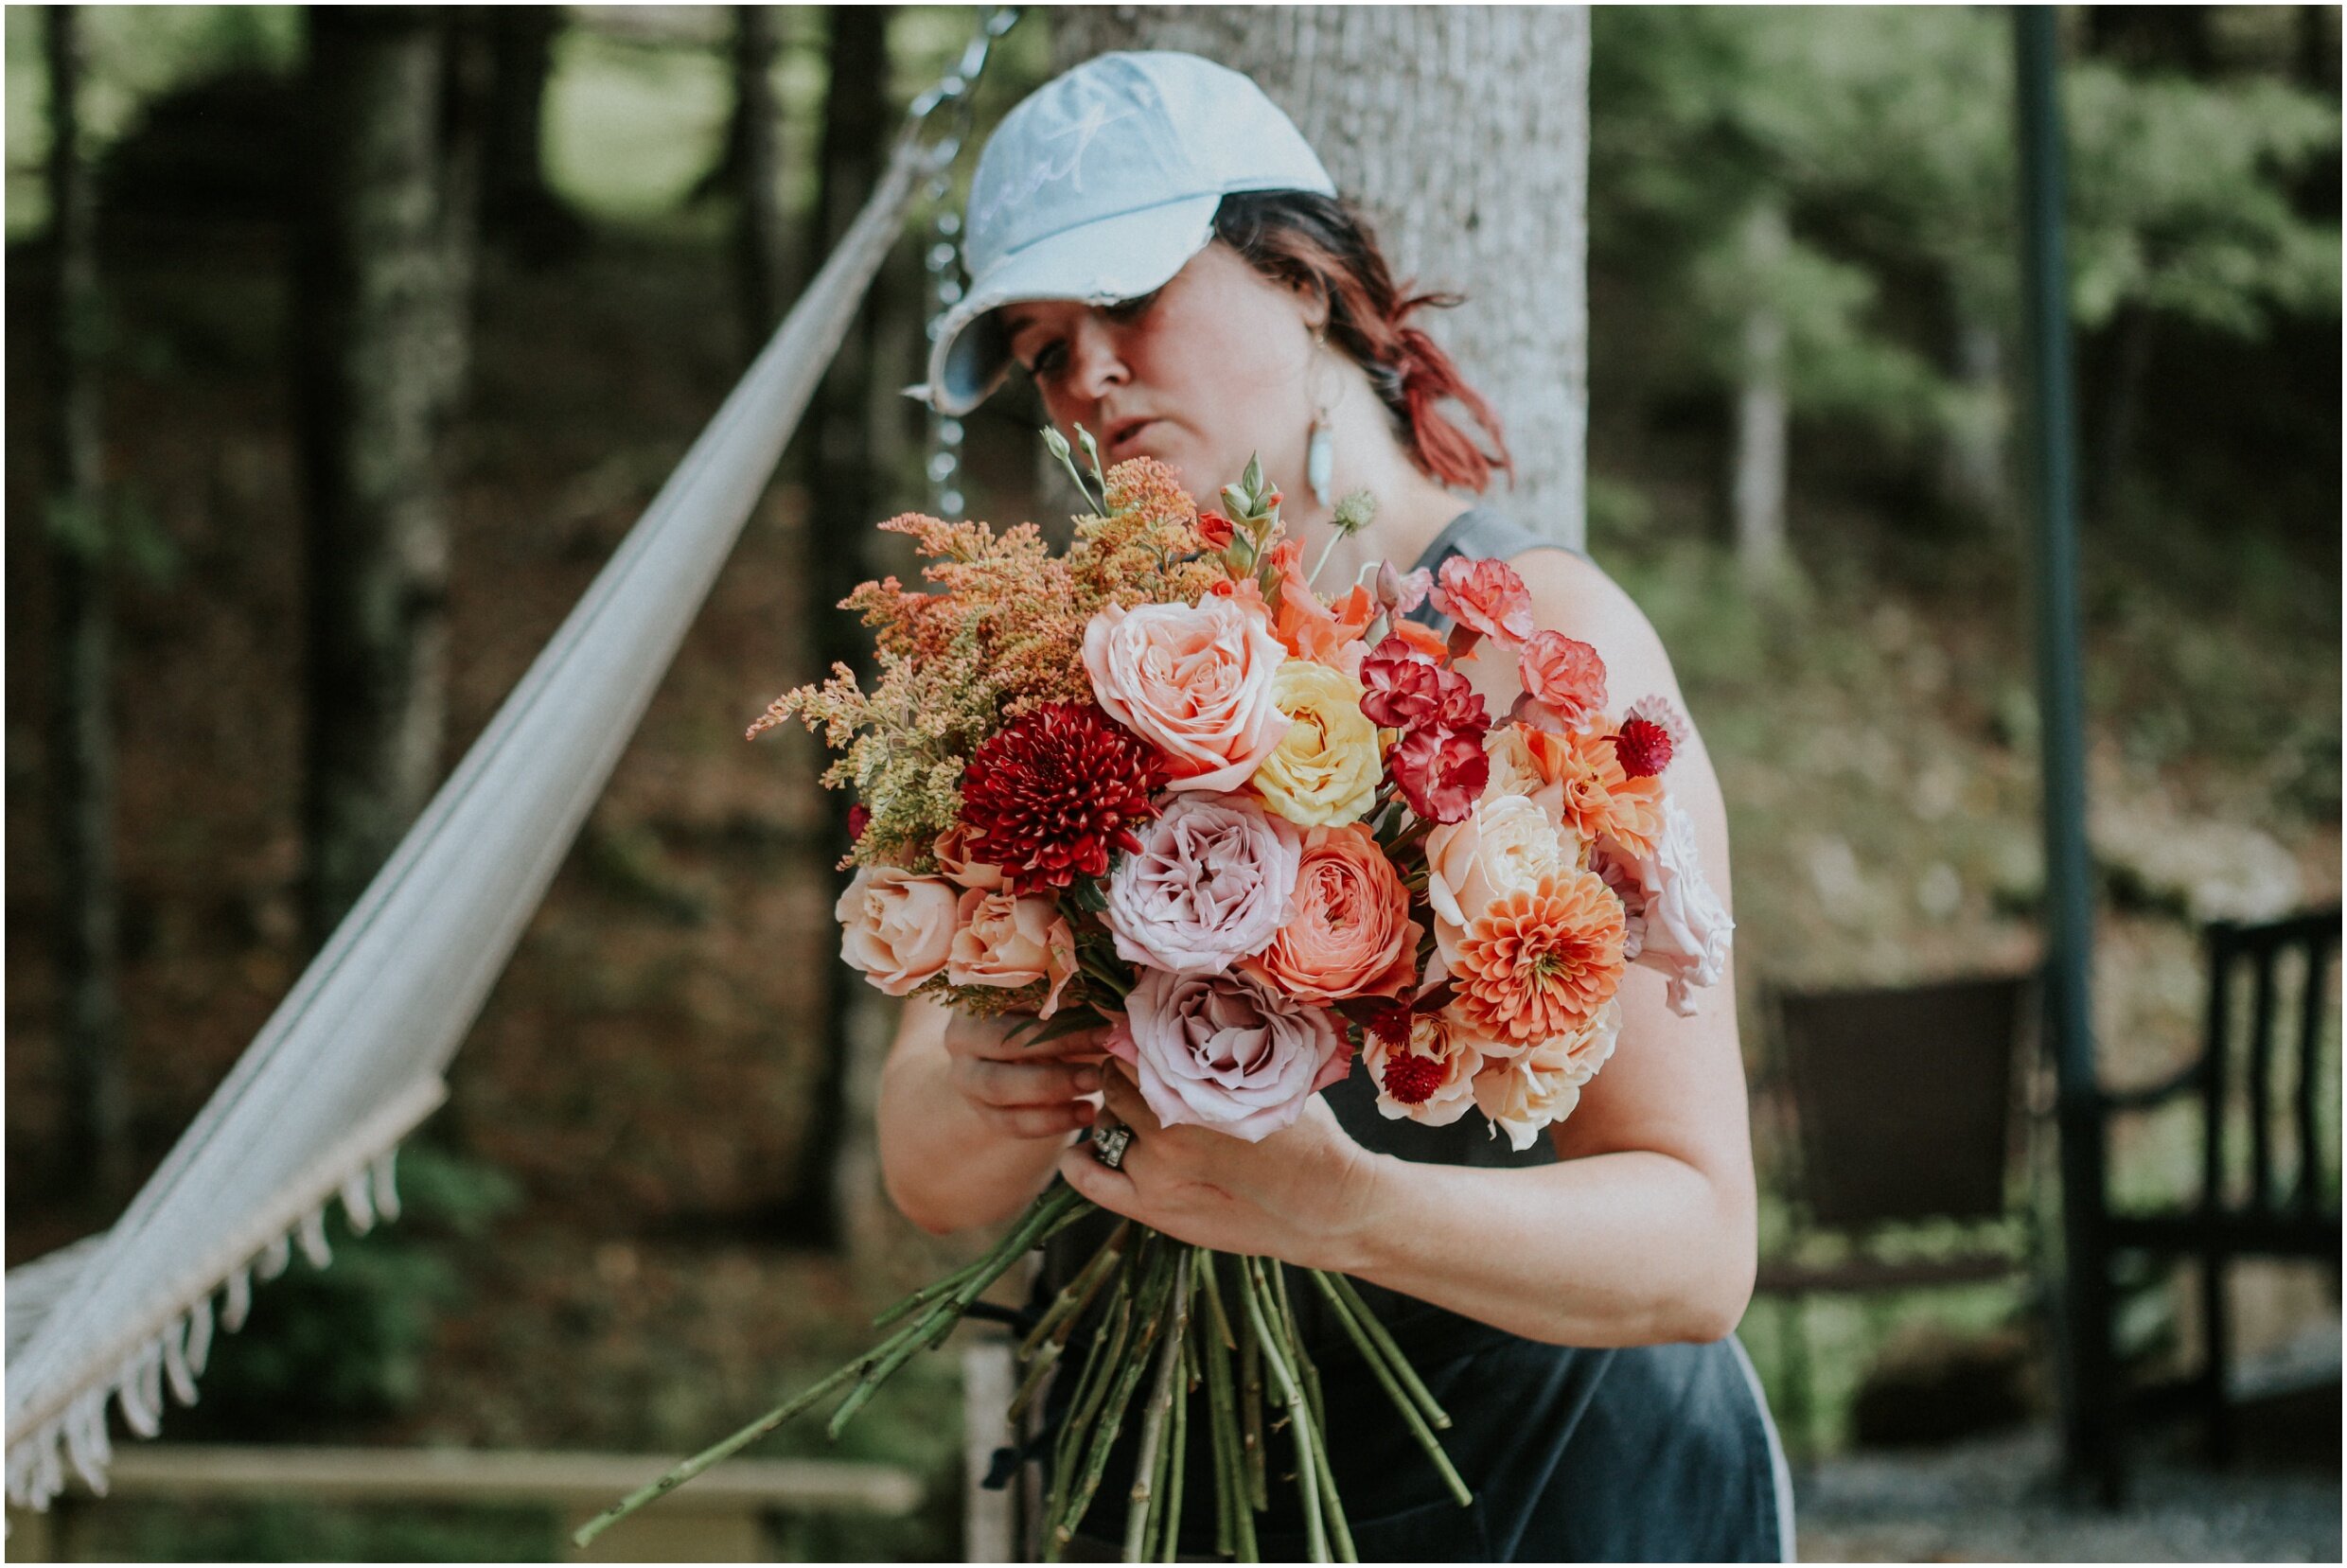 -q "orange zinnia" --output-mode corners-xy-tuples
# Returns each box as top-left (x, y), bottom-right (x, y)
(1450, 870), (1627, 1045)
